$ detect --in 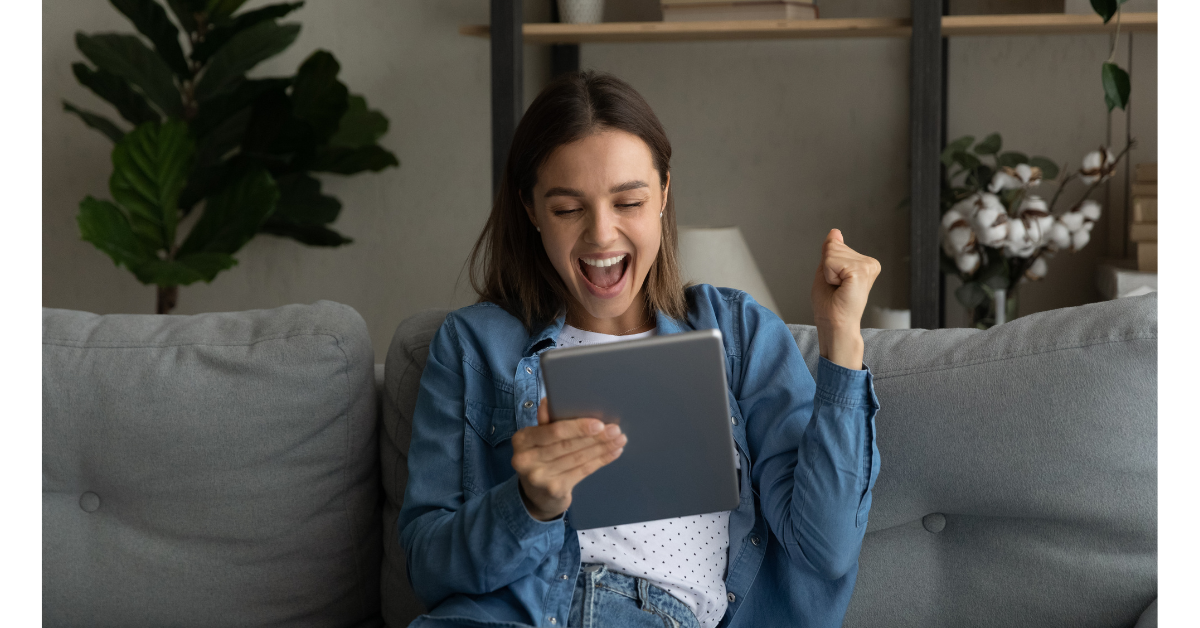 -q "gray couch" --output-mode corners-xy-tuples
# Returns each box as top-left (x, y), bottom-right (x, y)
(43, 295), (1157, 628)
